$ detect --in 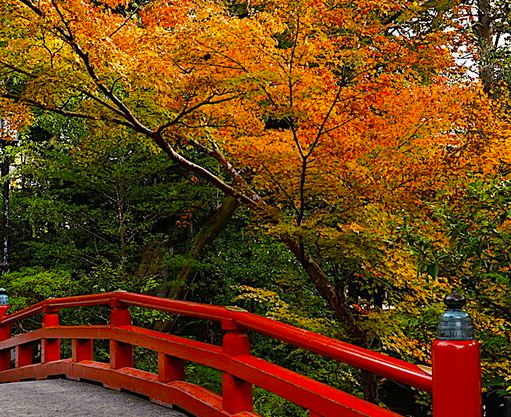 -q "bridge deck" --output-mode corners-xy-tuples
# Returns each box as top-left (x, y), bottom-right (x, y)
(0, 379), (186, 416)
